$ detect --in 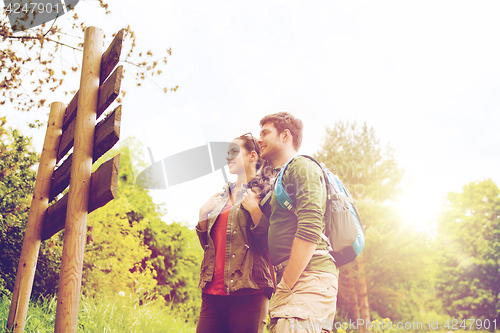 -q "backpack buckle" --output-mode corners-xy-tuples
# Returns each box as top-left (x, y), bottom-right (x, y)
(273, 259), (289, 273)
